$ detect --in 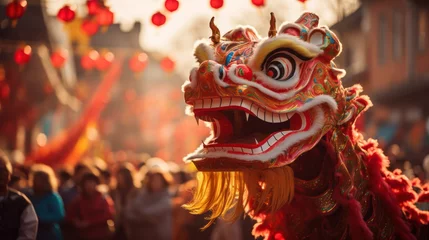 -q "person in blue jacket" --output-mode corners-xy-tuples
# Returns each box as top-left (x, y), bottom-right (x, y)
(29, 164), (65, 240)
